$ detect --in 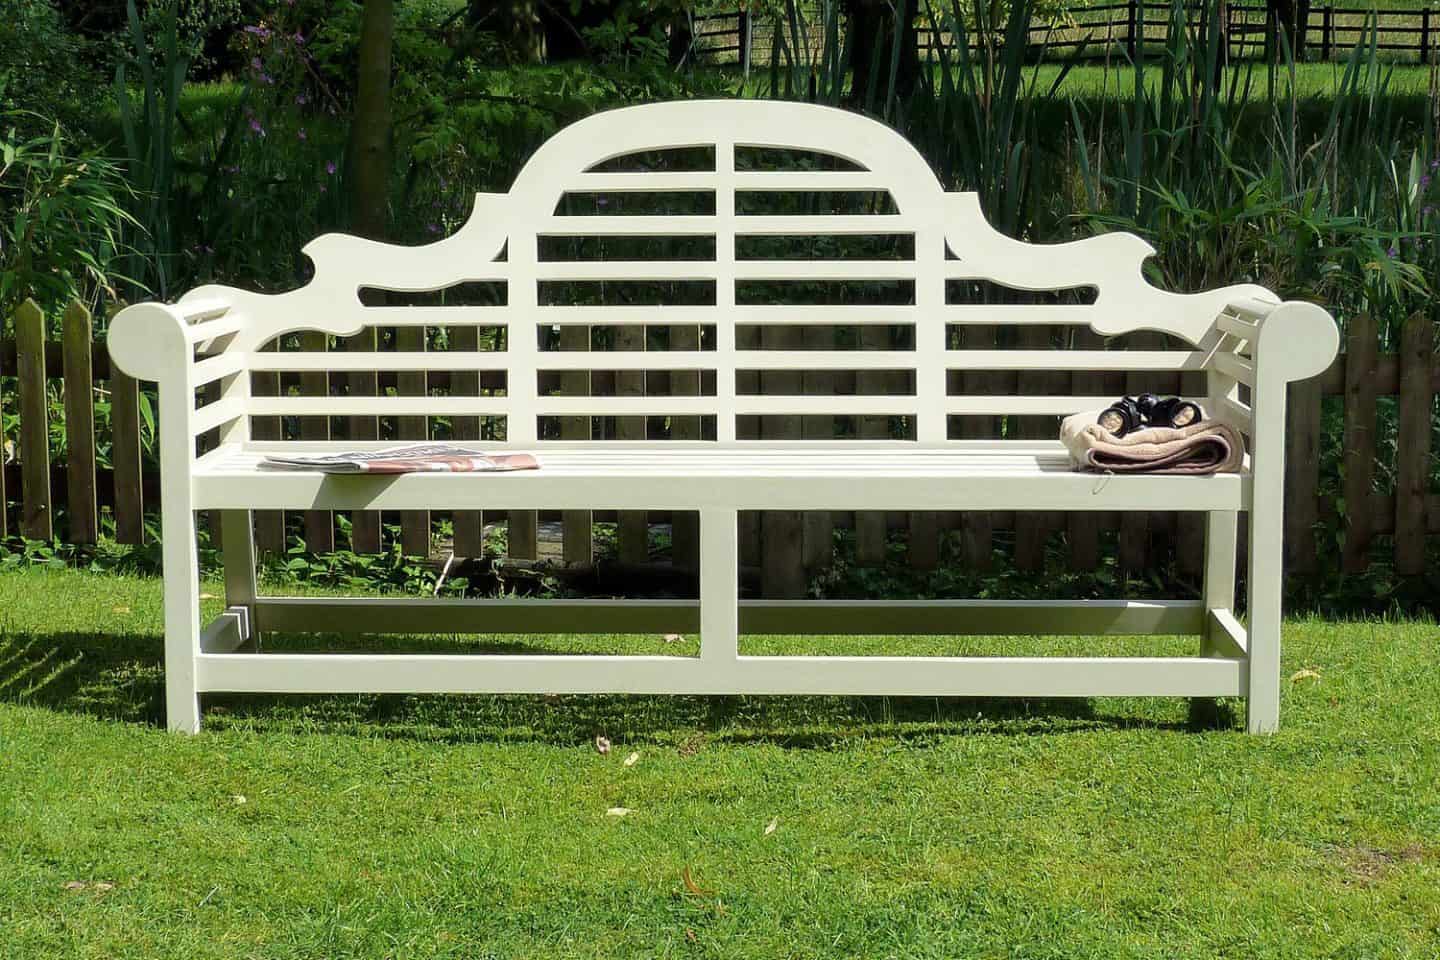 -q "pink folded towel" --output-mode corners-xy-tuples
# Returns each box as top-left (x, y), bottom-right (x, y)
(1059, 409), (1244, 475)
